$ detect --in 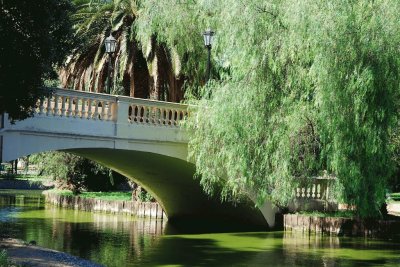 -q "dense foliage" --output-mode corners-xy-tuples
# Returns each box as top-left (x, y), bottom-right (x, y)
(31, 152), (125, 192)
(135, 0), (400, 217)
(0, 0), (74, 120)
(3, 0), (400, 218)
(61, 0), (184, 101)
